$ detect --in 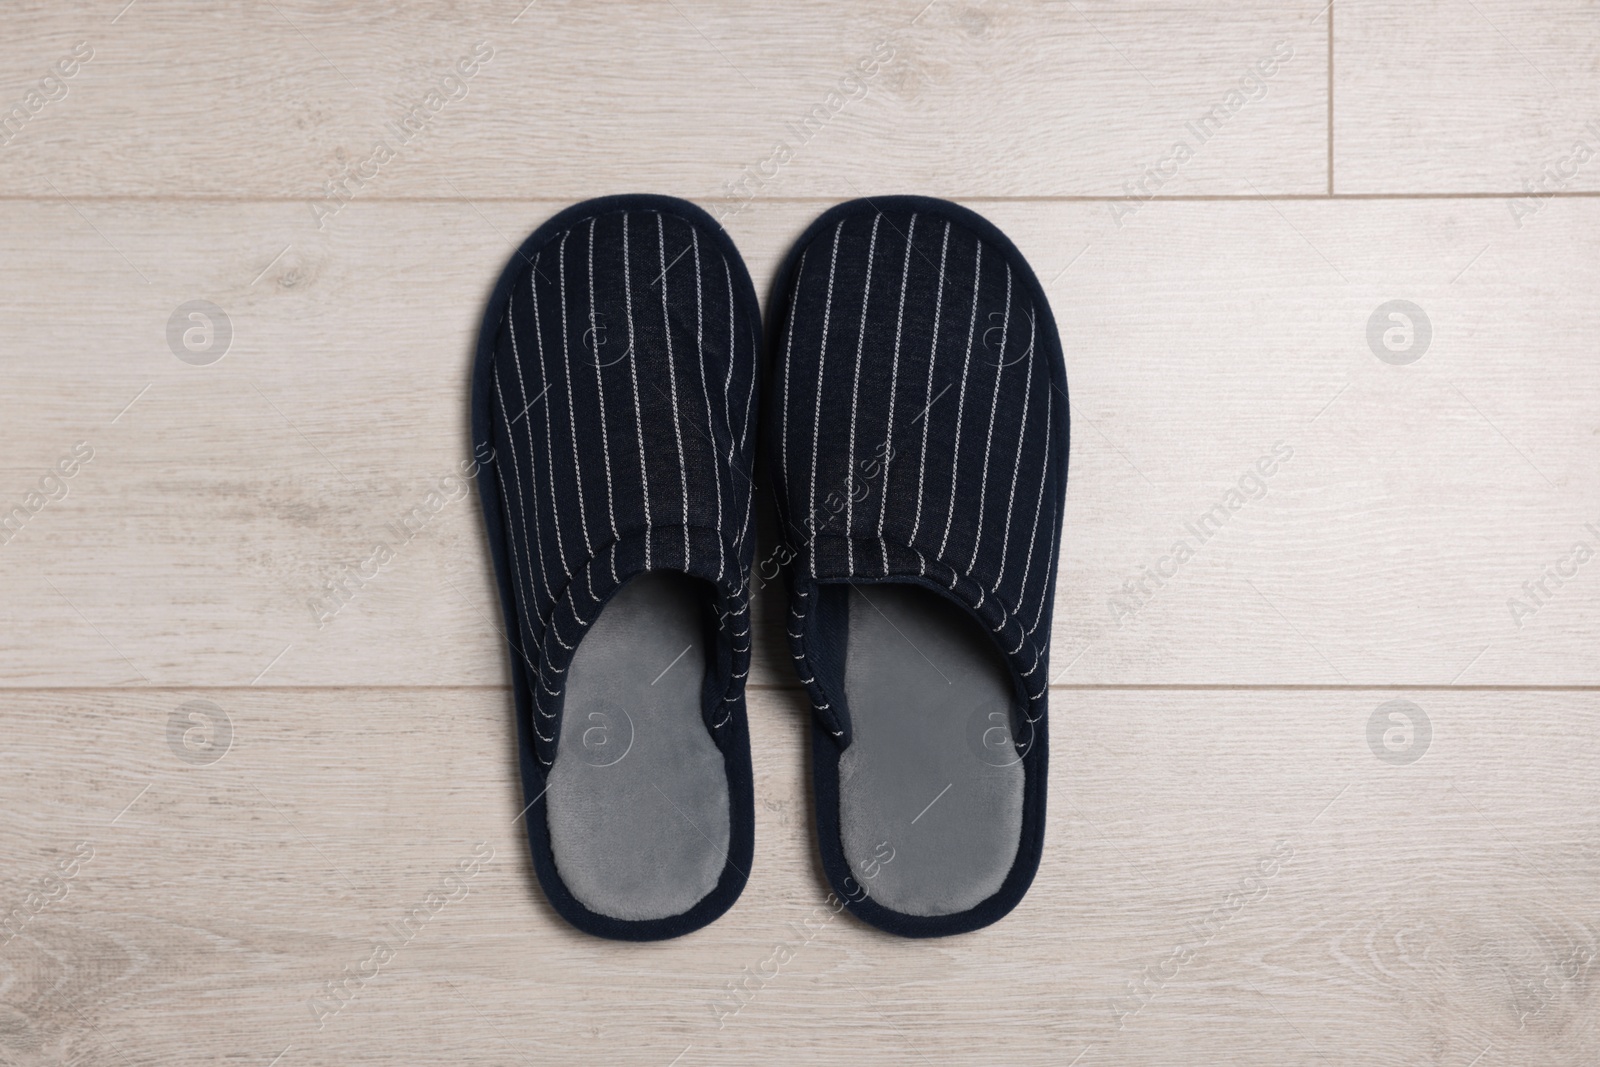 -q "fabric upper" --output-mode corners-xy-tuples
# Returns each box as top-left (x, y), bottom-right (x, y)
(483, 205), (759, 767)
(765, 201), (1068, 743)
